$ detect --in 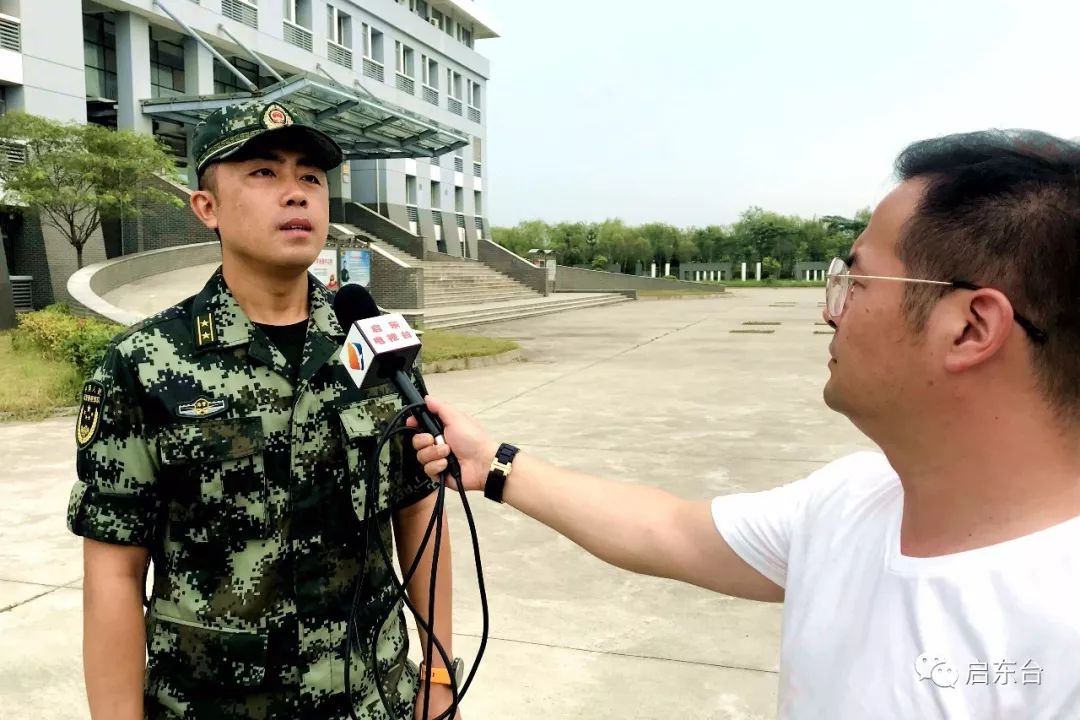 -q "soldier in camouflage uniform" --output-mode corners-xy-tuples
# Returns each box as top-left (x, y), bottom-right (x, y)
(67, 100), (460, 720)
